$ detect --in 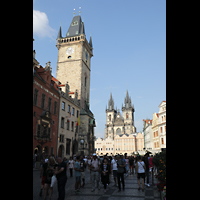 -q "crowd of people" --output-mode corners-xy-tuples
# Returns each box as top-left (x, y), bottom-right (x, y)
(36, 152), (155, 200)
